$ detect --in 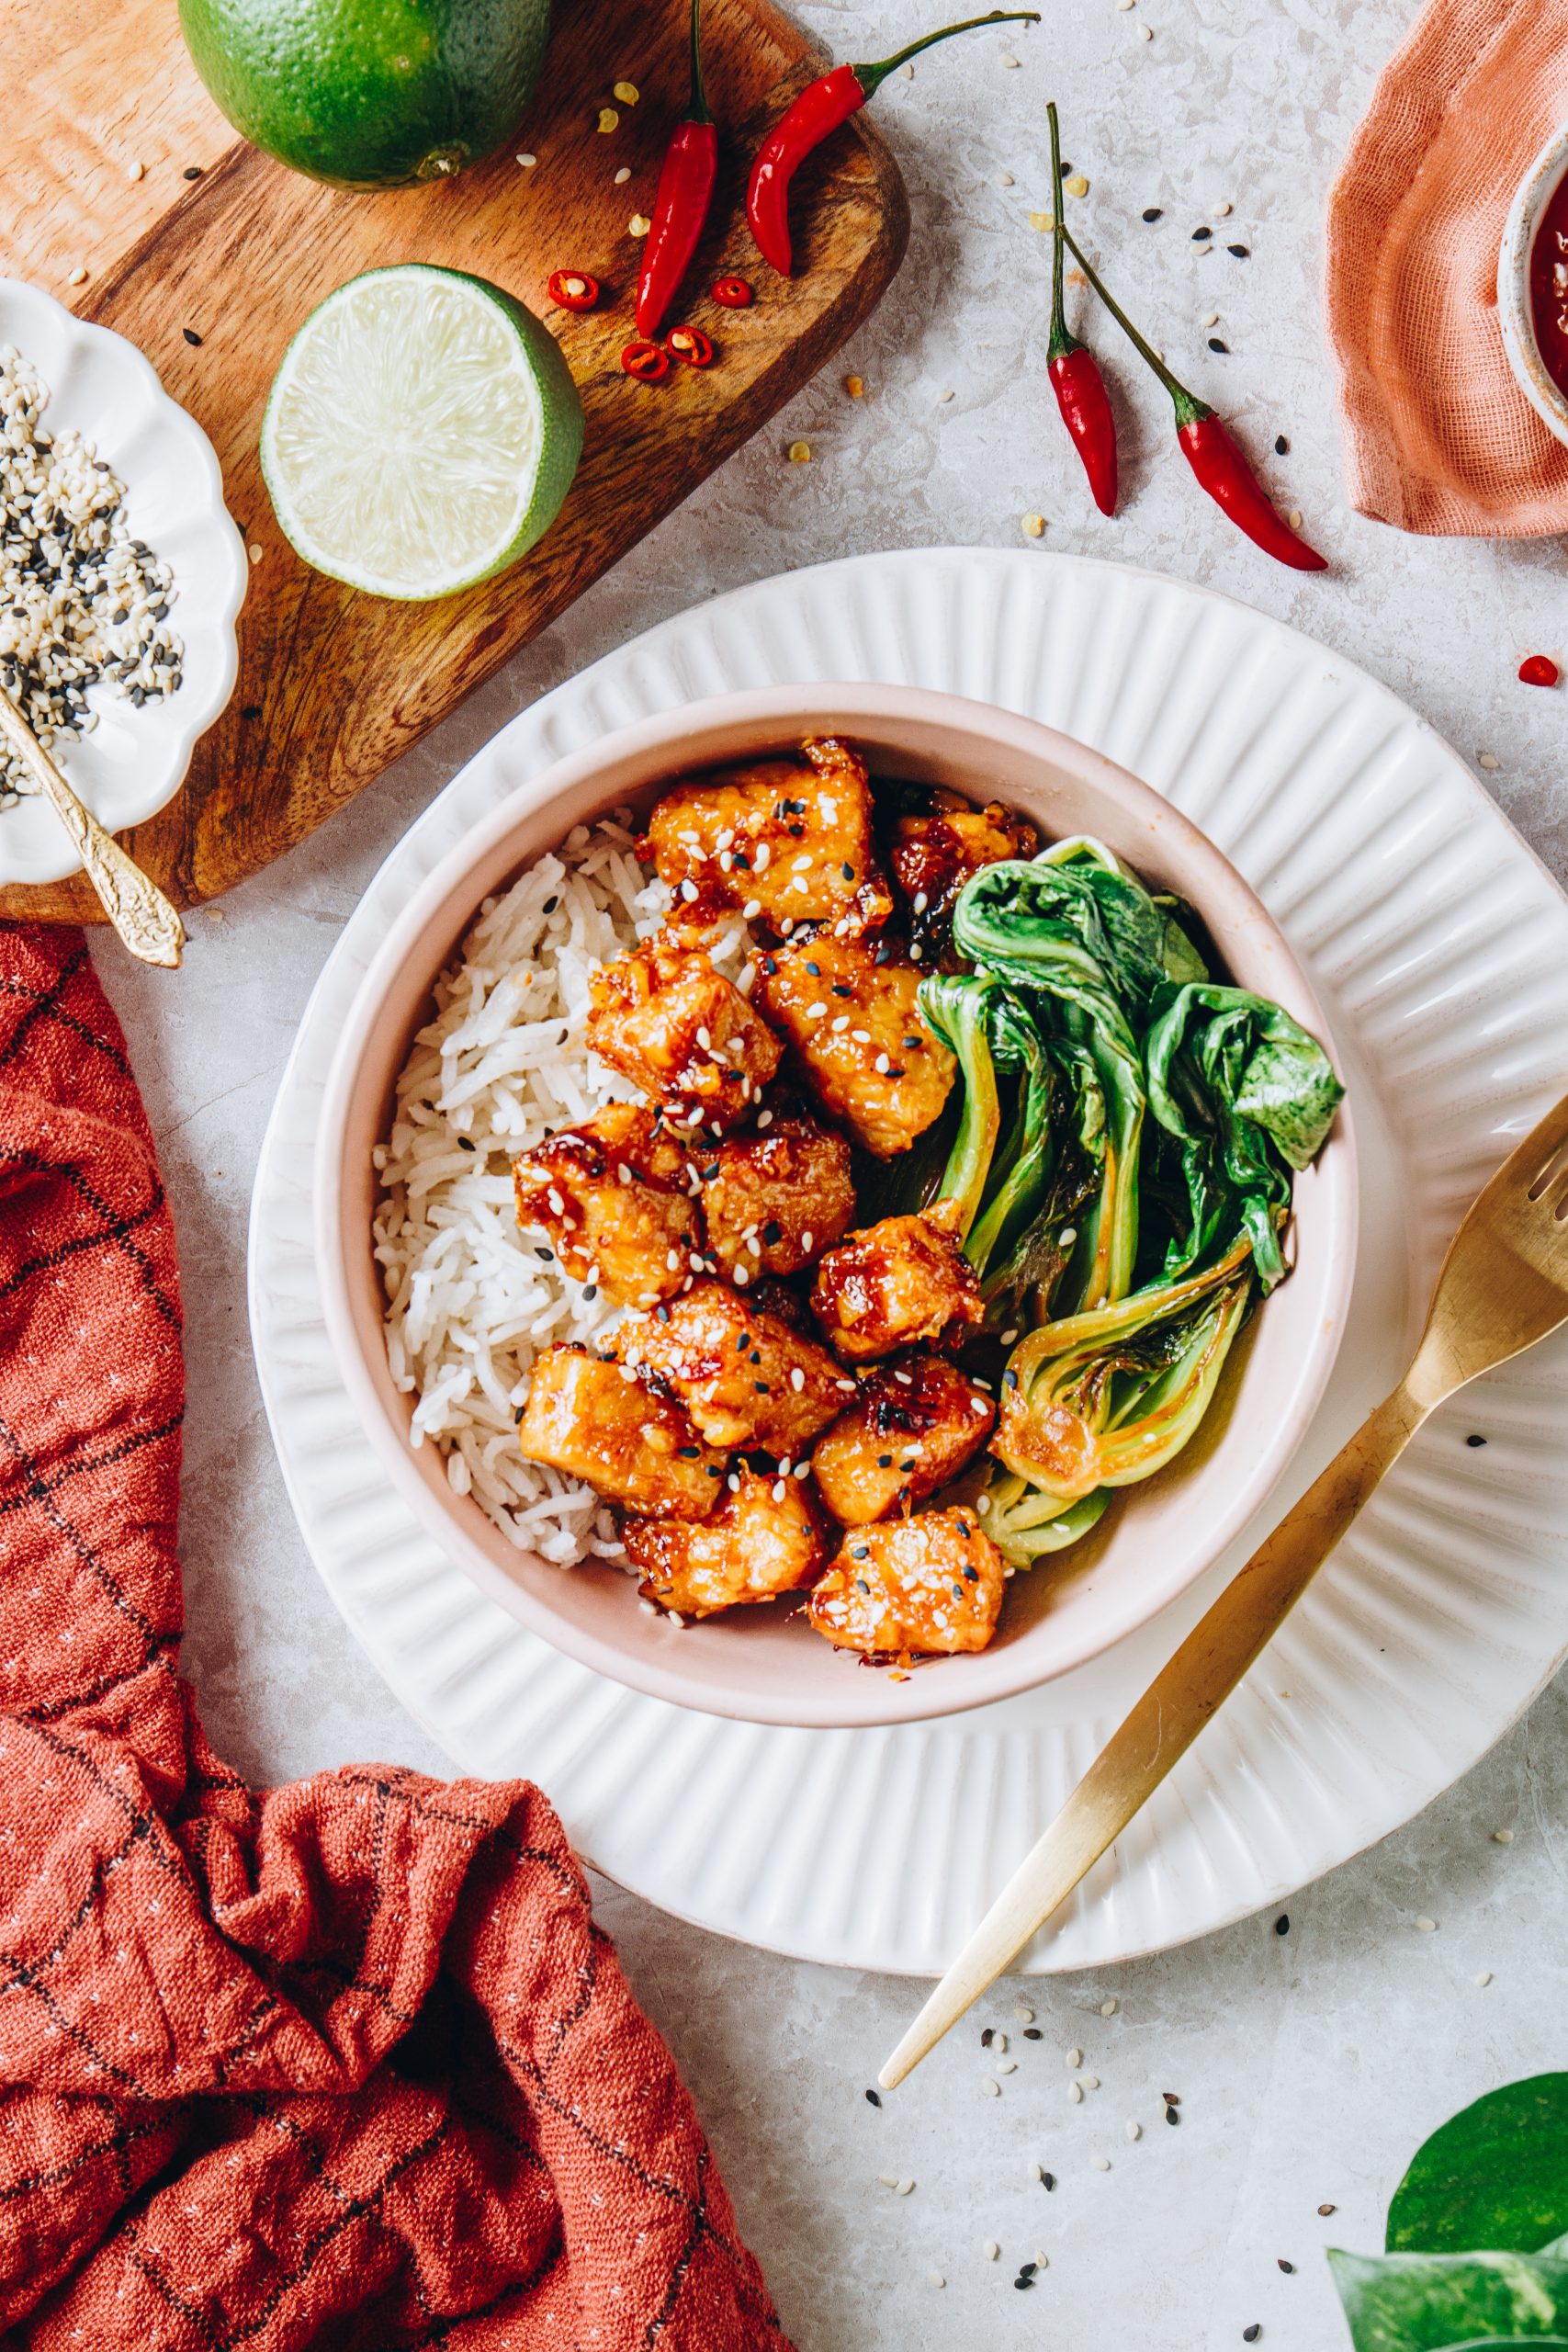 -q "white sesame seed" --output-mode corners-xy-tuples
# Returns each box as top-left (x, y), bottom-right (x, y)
(1014, 2004), (1035, 2023)
(1126, 2120), (1142, 2141)
(1416, 1916), (1438, 1932)
(928, 2272), (946, 2290)
(1081, 2075), (1100, 2091)
(248, 541), (264, 563)
(1030, 2160), (1045, 2181)
(1035, 2252), (1050, 2270)
(896, 2177), (916, 2195)
(998, 171), (1015, 185)
(992, 2031), (1009, 2053)
(67, 266), (88, 287)
(517, 153), (536, 166)
(1100, 1997), (1118, 2016)
(983, 2239), (999, 2260)
(997, 2059), (1018, 2075)
(999, 51), (1021, 65)
(128, 159), (145, 181)
(1091, 2154), (1111, 2172)
(615, 164), (631, 183)
(982, 2076), (1001, 2098)
(1068, 2082), (1083, 2103)
(1476, 1970), (1494, 1986)
(1138, 19), (1153, 34)
(1493, 1827), (1514, 1843)
(1479, 752), (1501, 770)
(877, 2172), (898, 2188)
(1066, 2047), (1082, 2067)
(1059, 1227), (1077, 1248)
